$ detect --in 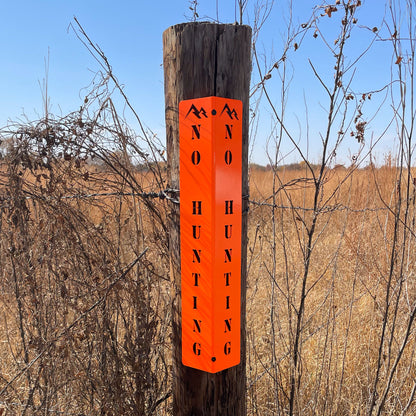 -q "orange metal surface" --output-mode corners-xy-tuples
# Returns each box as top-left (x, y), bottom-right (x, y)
(179, 96), (242, 373)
